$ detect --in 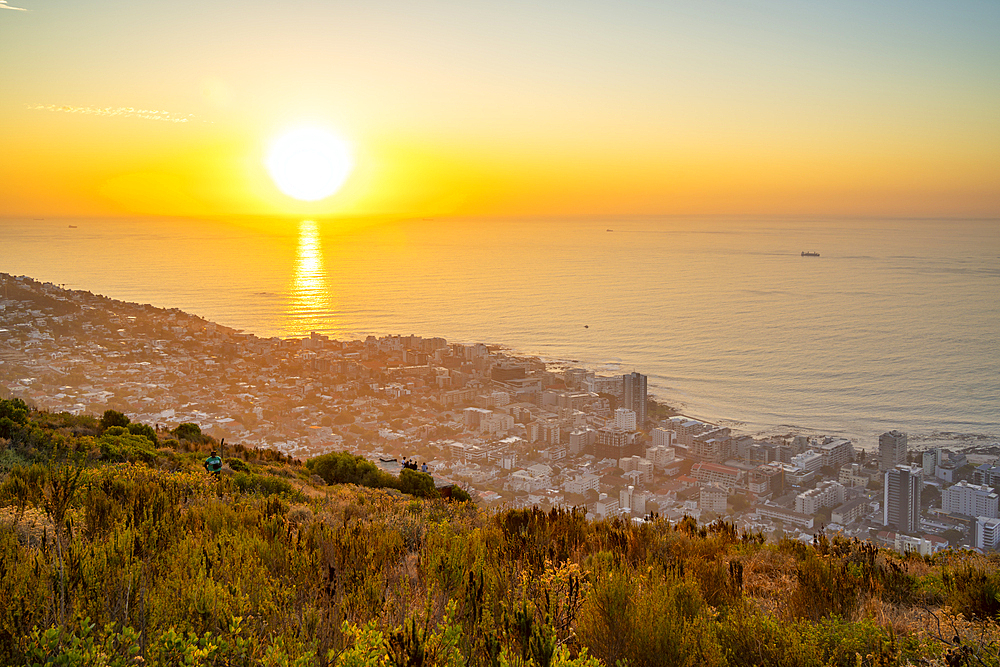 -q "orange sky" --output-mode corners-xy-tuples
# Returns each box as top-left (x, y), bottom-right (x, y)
(1, 1), (998, 219)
